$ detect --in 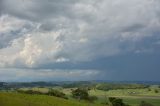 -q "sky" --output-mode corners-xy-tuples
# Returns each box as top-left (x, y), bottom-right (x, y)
(0, 0), (160, 82)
